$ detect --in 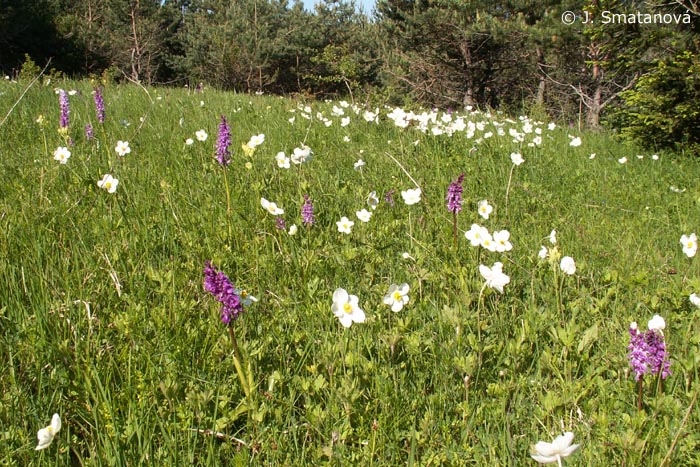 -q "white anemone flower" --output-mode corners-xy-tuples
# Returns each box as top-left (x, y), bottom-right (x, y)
(680, 233), (697, 258)
(510, 152), (524, 166)
(275, 152), (290, 169)
(248, 134), (265, 148)
(291, 145), (312, 164)
(479, 262), (510, 293)
(260, 198), (284, 216)
(493, 230), (513, 252)
(560, 256), (576, 275)
(367, 191), (379, 210)
(383, 283), (410, 312)
(336, 216), (354, 234)
(36, 413), (61, 450)
(690, 293), (700, 309)
(356, 209), (372, 223)
(480, 232), (497, 252)
(53, 146), (71, 164)
(114, 140), (131, 156)
(235, 288), (258, 306)
(401, 188), (422, 205)
(465, 224), (489, 247)
(195, 130), (208, 141)
(354, 159), (366, 170)
(530, 431), (580, 465)
(477, 200), (493, 220)
(331, 288), (365, 328)
(97, 174), (119, 193)
(647, 314), (666, 333)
